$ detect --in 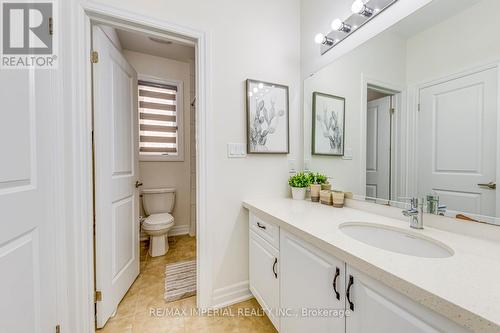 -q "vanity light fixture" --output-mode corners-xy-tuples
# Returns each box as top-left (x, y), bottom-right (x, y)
(351, 0), (374, 17)
(316, 0), (398, 56)
(314, 33), (334, 46)
(331, 19), (352, 33)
